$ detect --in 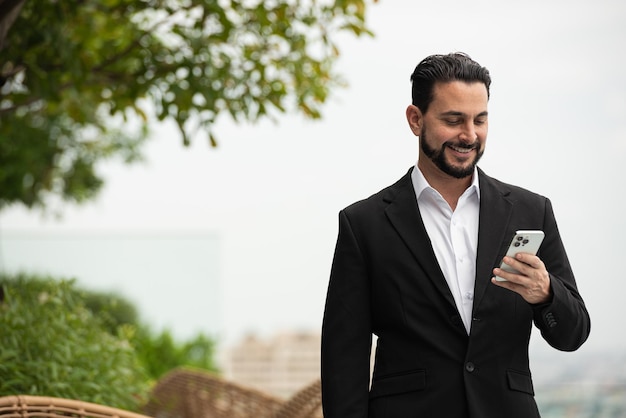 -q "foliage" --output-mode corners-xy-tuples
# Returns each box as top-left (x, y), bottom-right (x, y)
(0, 272), (220, 403)
(0, 273), (150, 411)
(133, 328), (218, 379)
(81, 288), (218, 379)
(82, 289), (141, 335)
(0, 0), (376, 210)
